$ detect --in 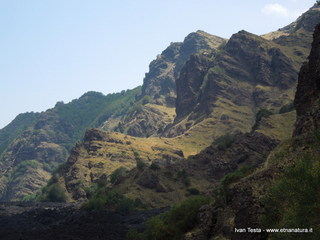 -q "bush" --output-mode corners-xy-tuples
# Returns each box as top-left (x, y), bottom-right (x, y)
(149, 162), (161, 171)
(213, 134), (235, 151)
(177, 169), (191, 186)
(141, 95), (153, 105)
(83, 188), (142, 213)
(252, 109), (273, 131)
(110, 167), (126, 184)
(127, 196), (211, 240)
(40, 183), (67, 202)
(222, 165), (253, 187)
(279, 102), (295, 114)
(214, 166), (253, 206)
(136, 159), (146, 171)
(261, 155), (320, 239)
(10, 160), (39, 181)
